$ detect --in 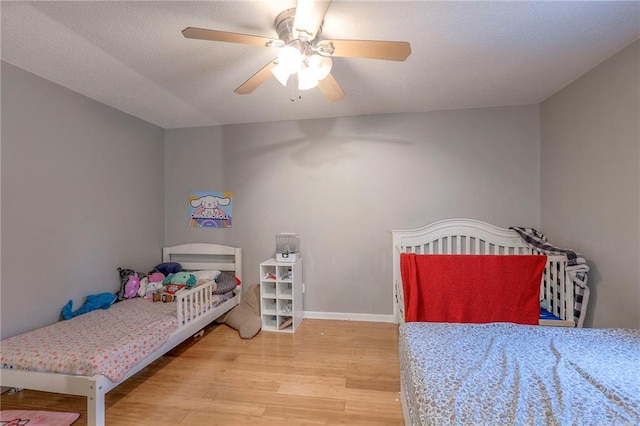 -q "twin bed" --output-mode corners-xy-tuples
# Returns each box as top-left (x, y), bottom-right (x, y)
(392, 218), (640, 425)
(0, 243), (242, 426)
